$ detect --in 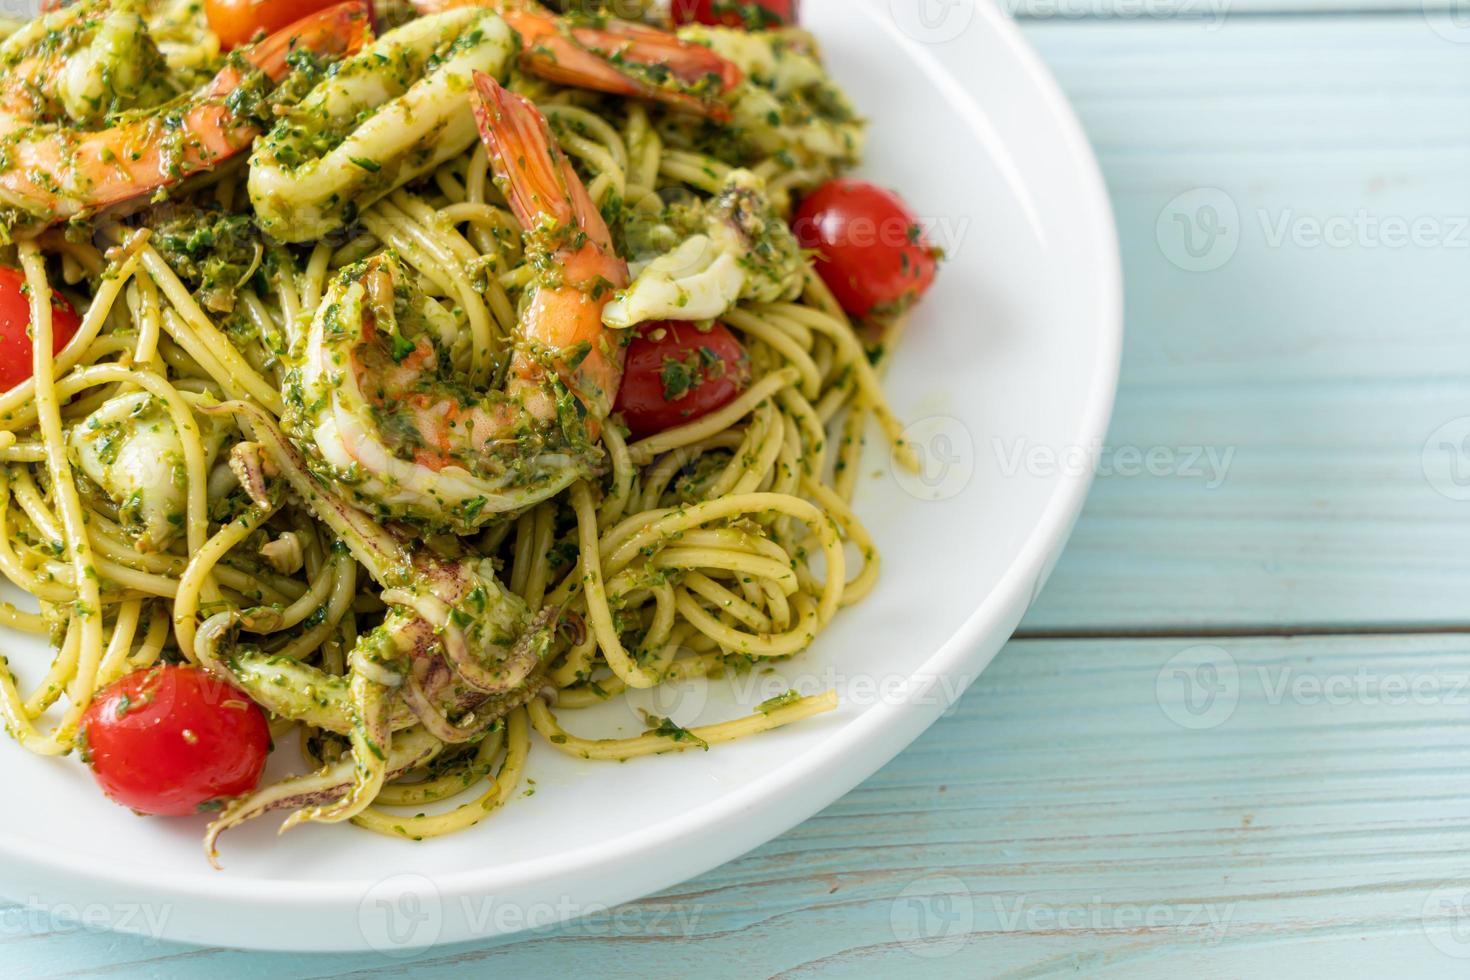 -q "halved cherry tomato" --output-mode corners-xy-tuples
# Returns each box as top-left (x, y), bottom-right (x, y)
(791, 179), (940, 319)
(670, 0), (798, 28)
(0, 266), (81, 393)
(615, 320), (750, 439)
(205, 0), (354, 50)
(79, 665), (271, 817)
